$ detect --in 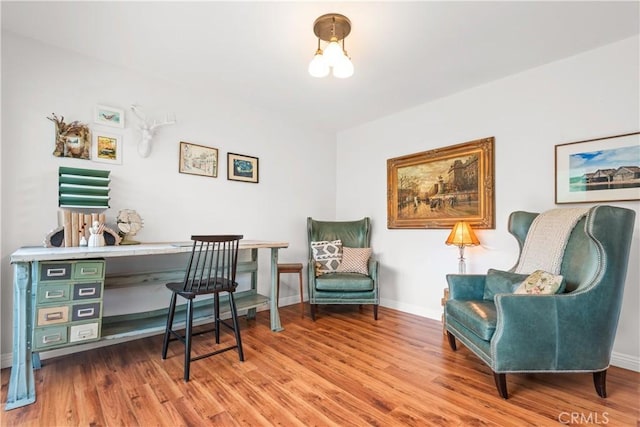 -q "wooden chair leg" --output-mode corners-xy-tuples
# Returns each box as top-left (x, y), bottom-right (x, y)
(214, 293), (220, 344)
(162, 293), (177, 359)
(298, 270), (304, 318)
(228, 293), (244, 362)
(446, 331), (457, 351)
(373, 304), (378, 320)
(184, 299), (194, 382)
(593, 370), (607, 398)
(493, 372), (508, 399)
(310, 303), (316, 321)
